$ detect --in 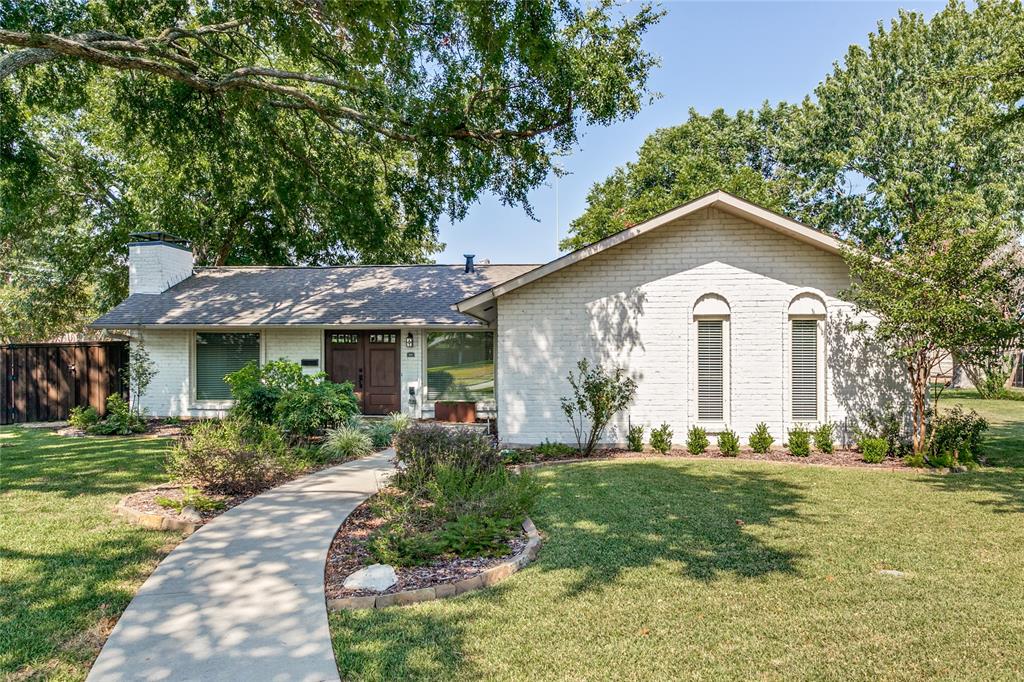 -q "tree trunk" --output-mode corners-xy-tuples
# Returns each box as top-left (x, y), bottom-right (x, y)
(909, 354), (930, 455)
